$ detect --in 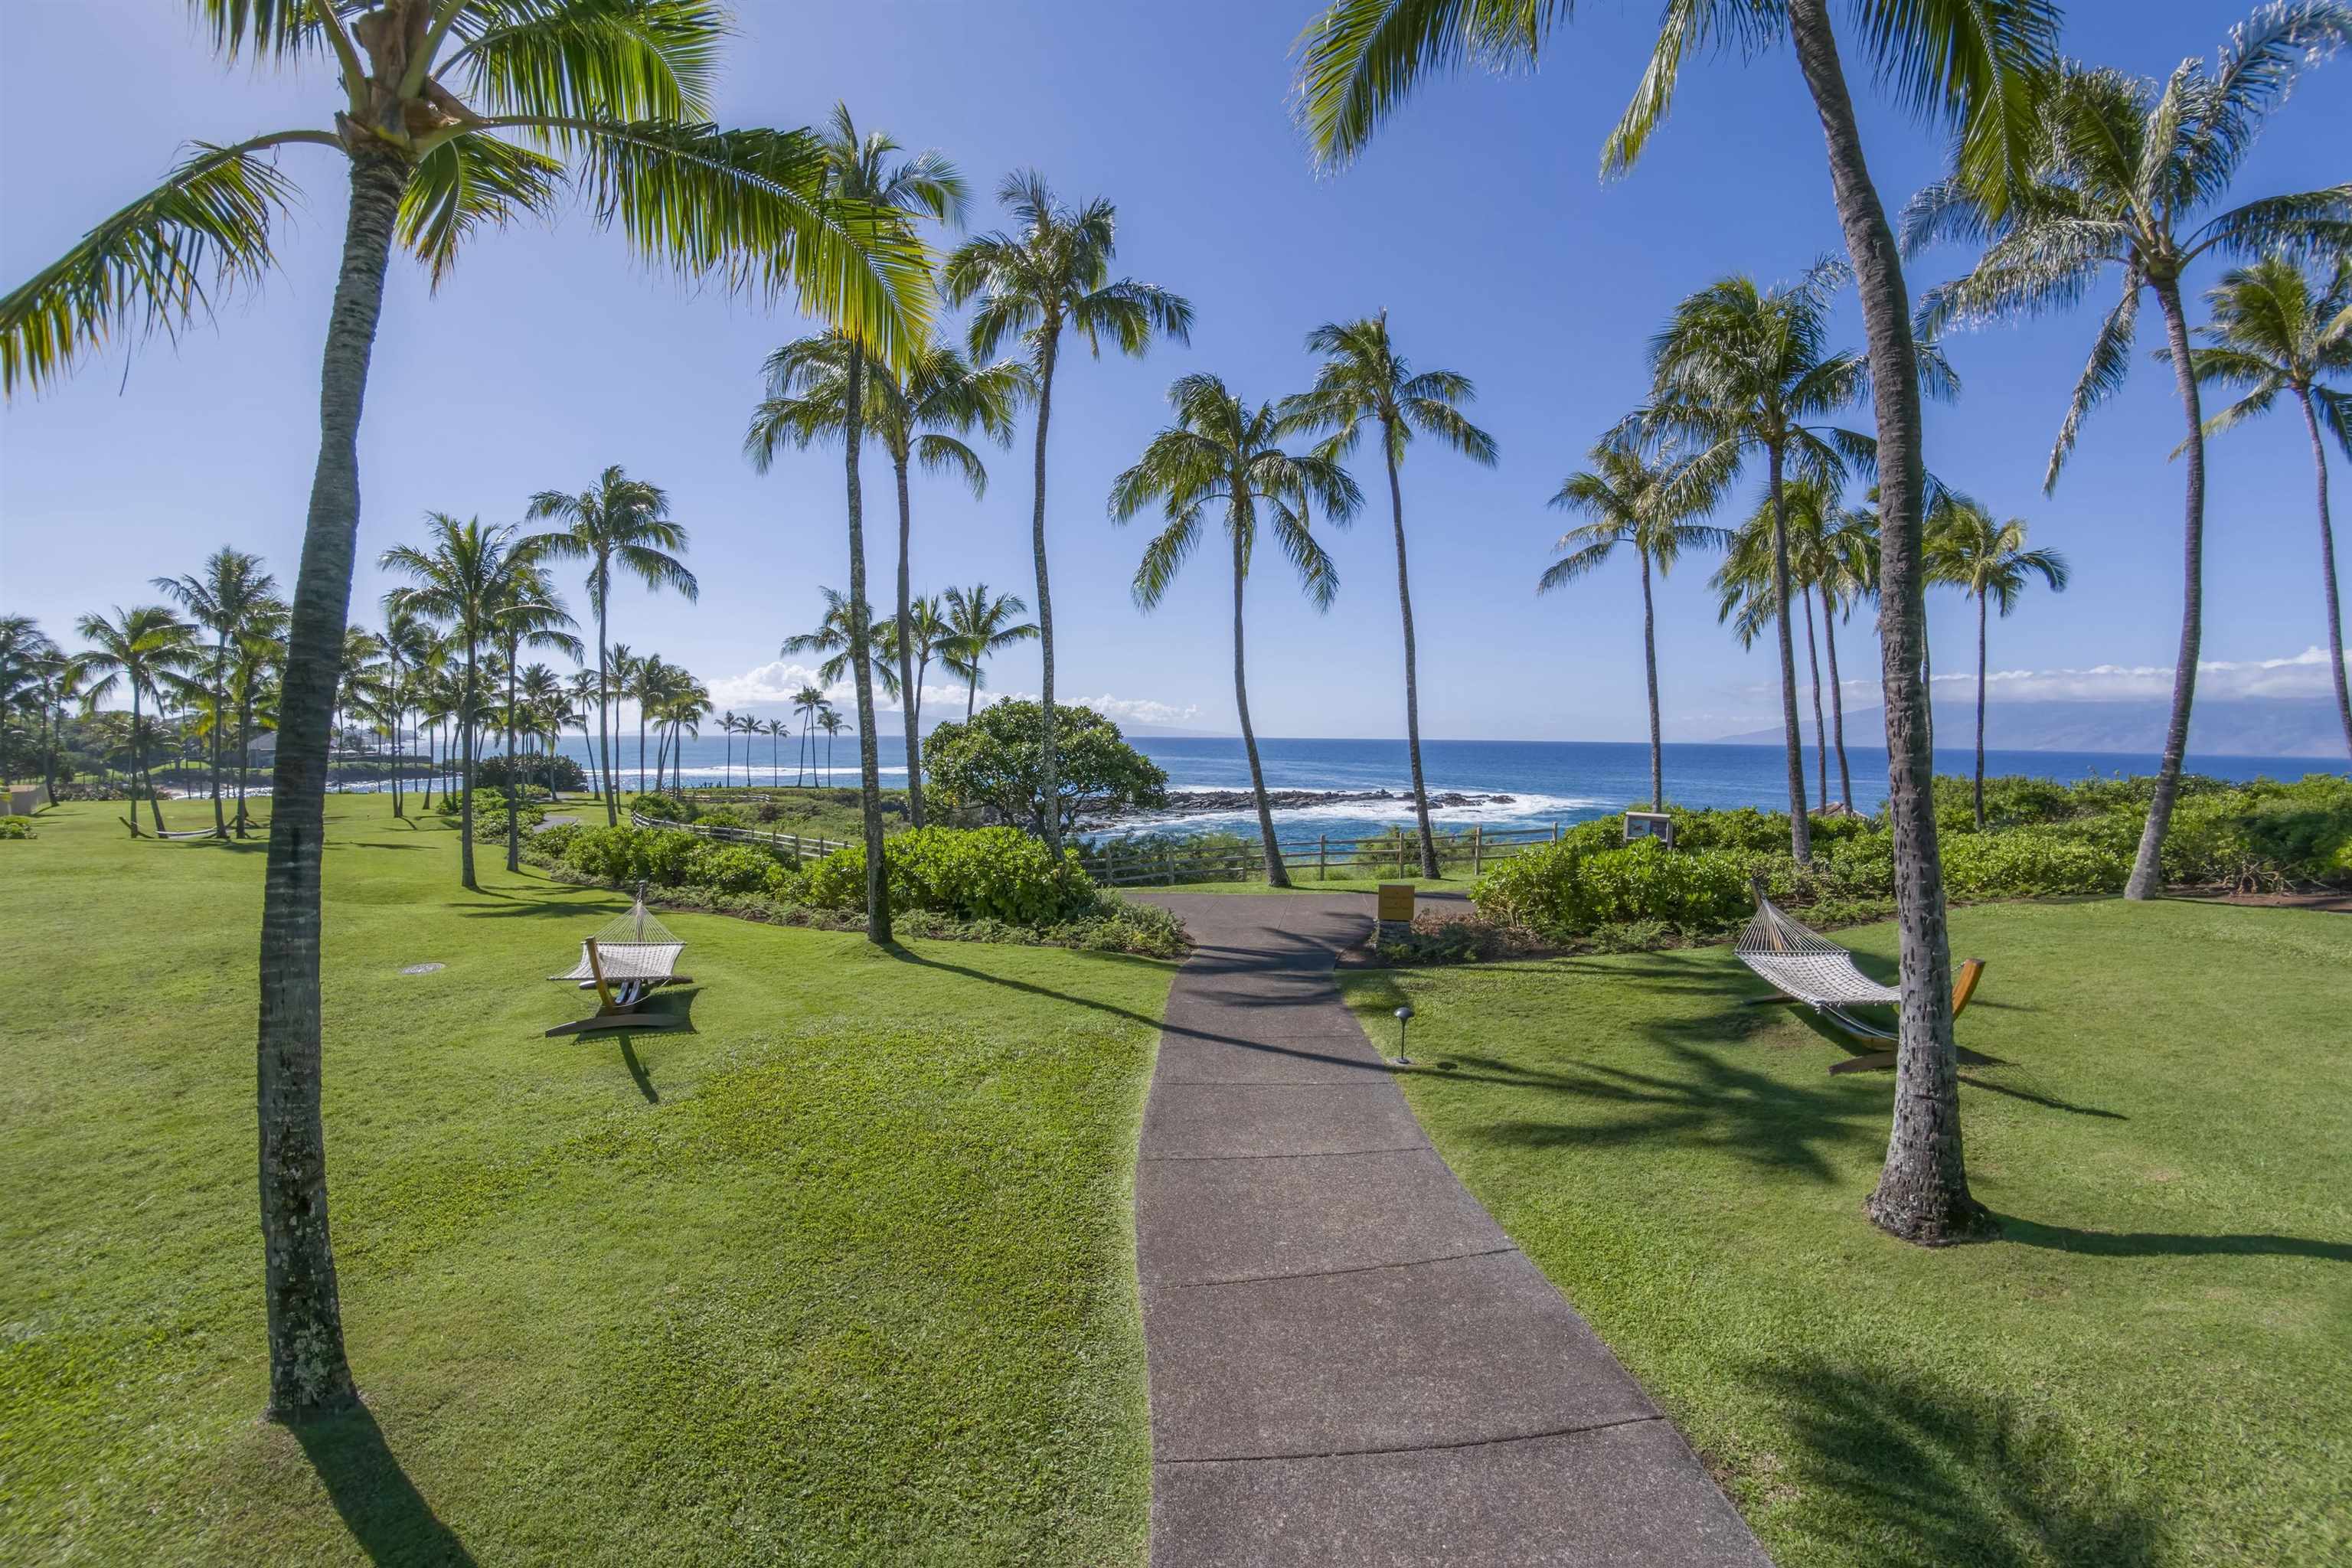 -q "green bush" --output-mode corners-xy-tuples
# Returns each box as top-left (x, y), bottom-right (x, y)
(534, 822), (583, 861)
(628, 792), (693, 823)
(0, 818), (32, 840)
(687, 842), (776, 895)
(1474, 838), (1754, 943)
(804, 825), (1102, 924)
(558, 824), (701, 887)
